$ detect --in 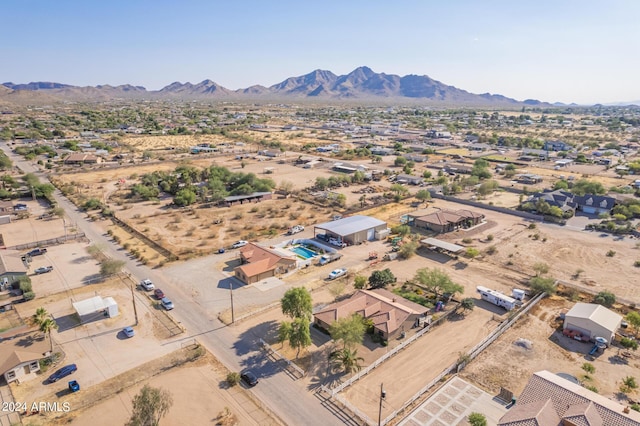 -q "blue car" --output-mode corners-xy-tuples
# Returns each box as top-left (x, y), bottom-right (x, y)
(48, 364), (77, 383)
